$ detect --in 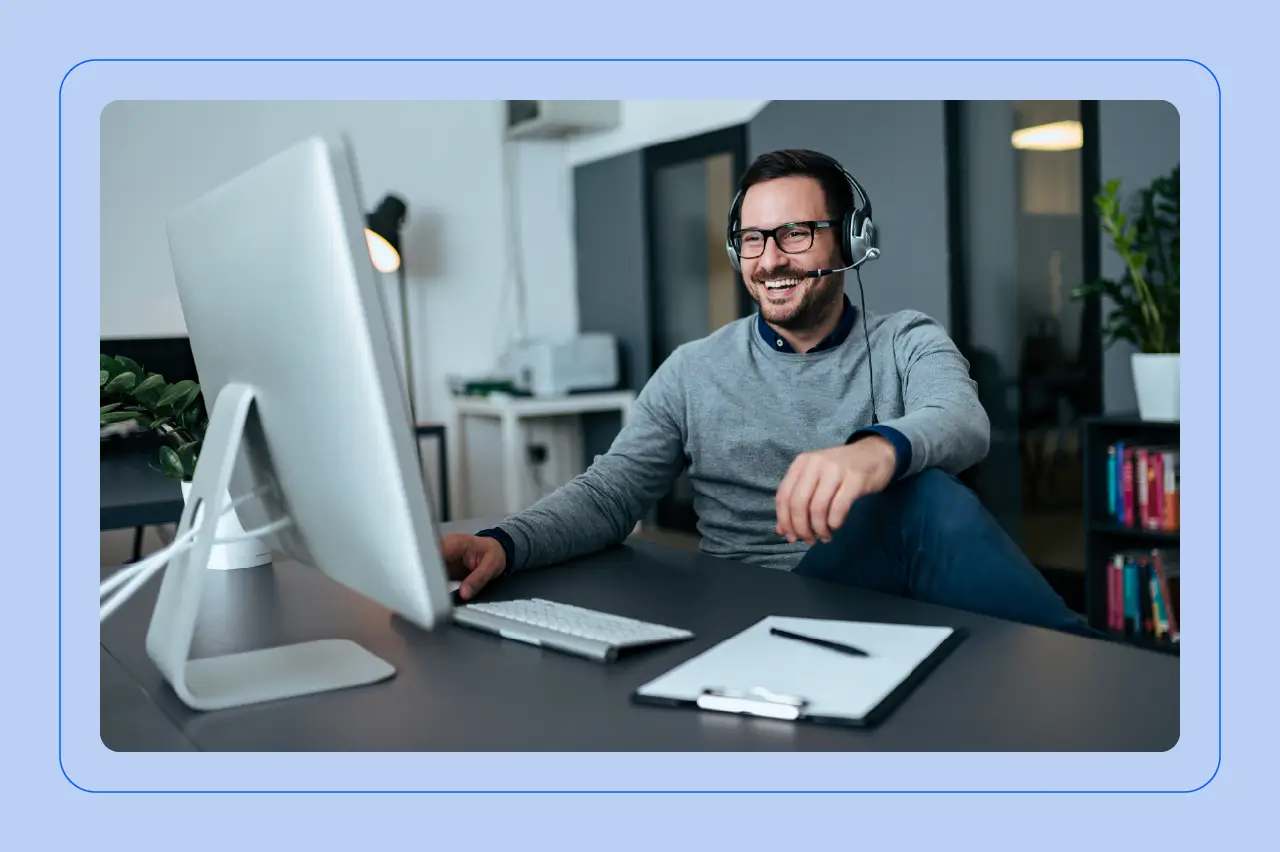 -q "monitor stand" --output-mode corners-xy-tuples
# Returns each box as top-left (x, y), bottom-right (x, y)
(145, 382), (396, 711)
